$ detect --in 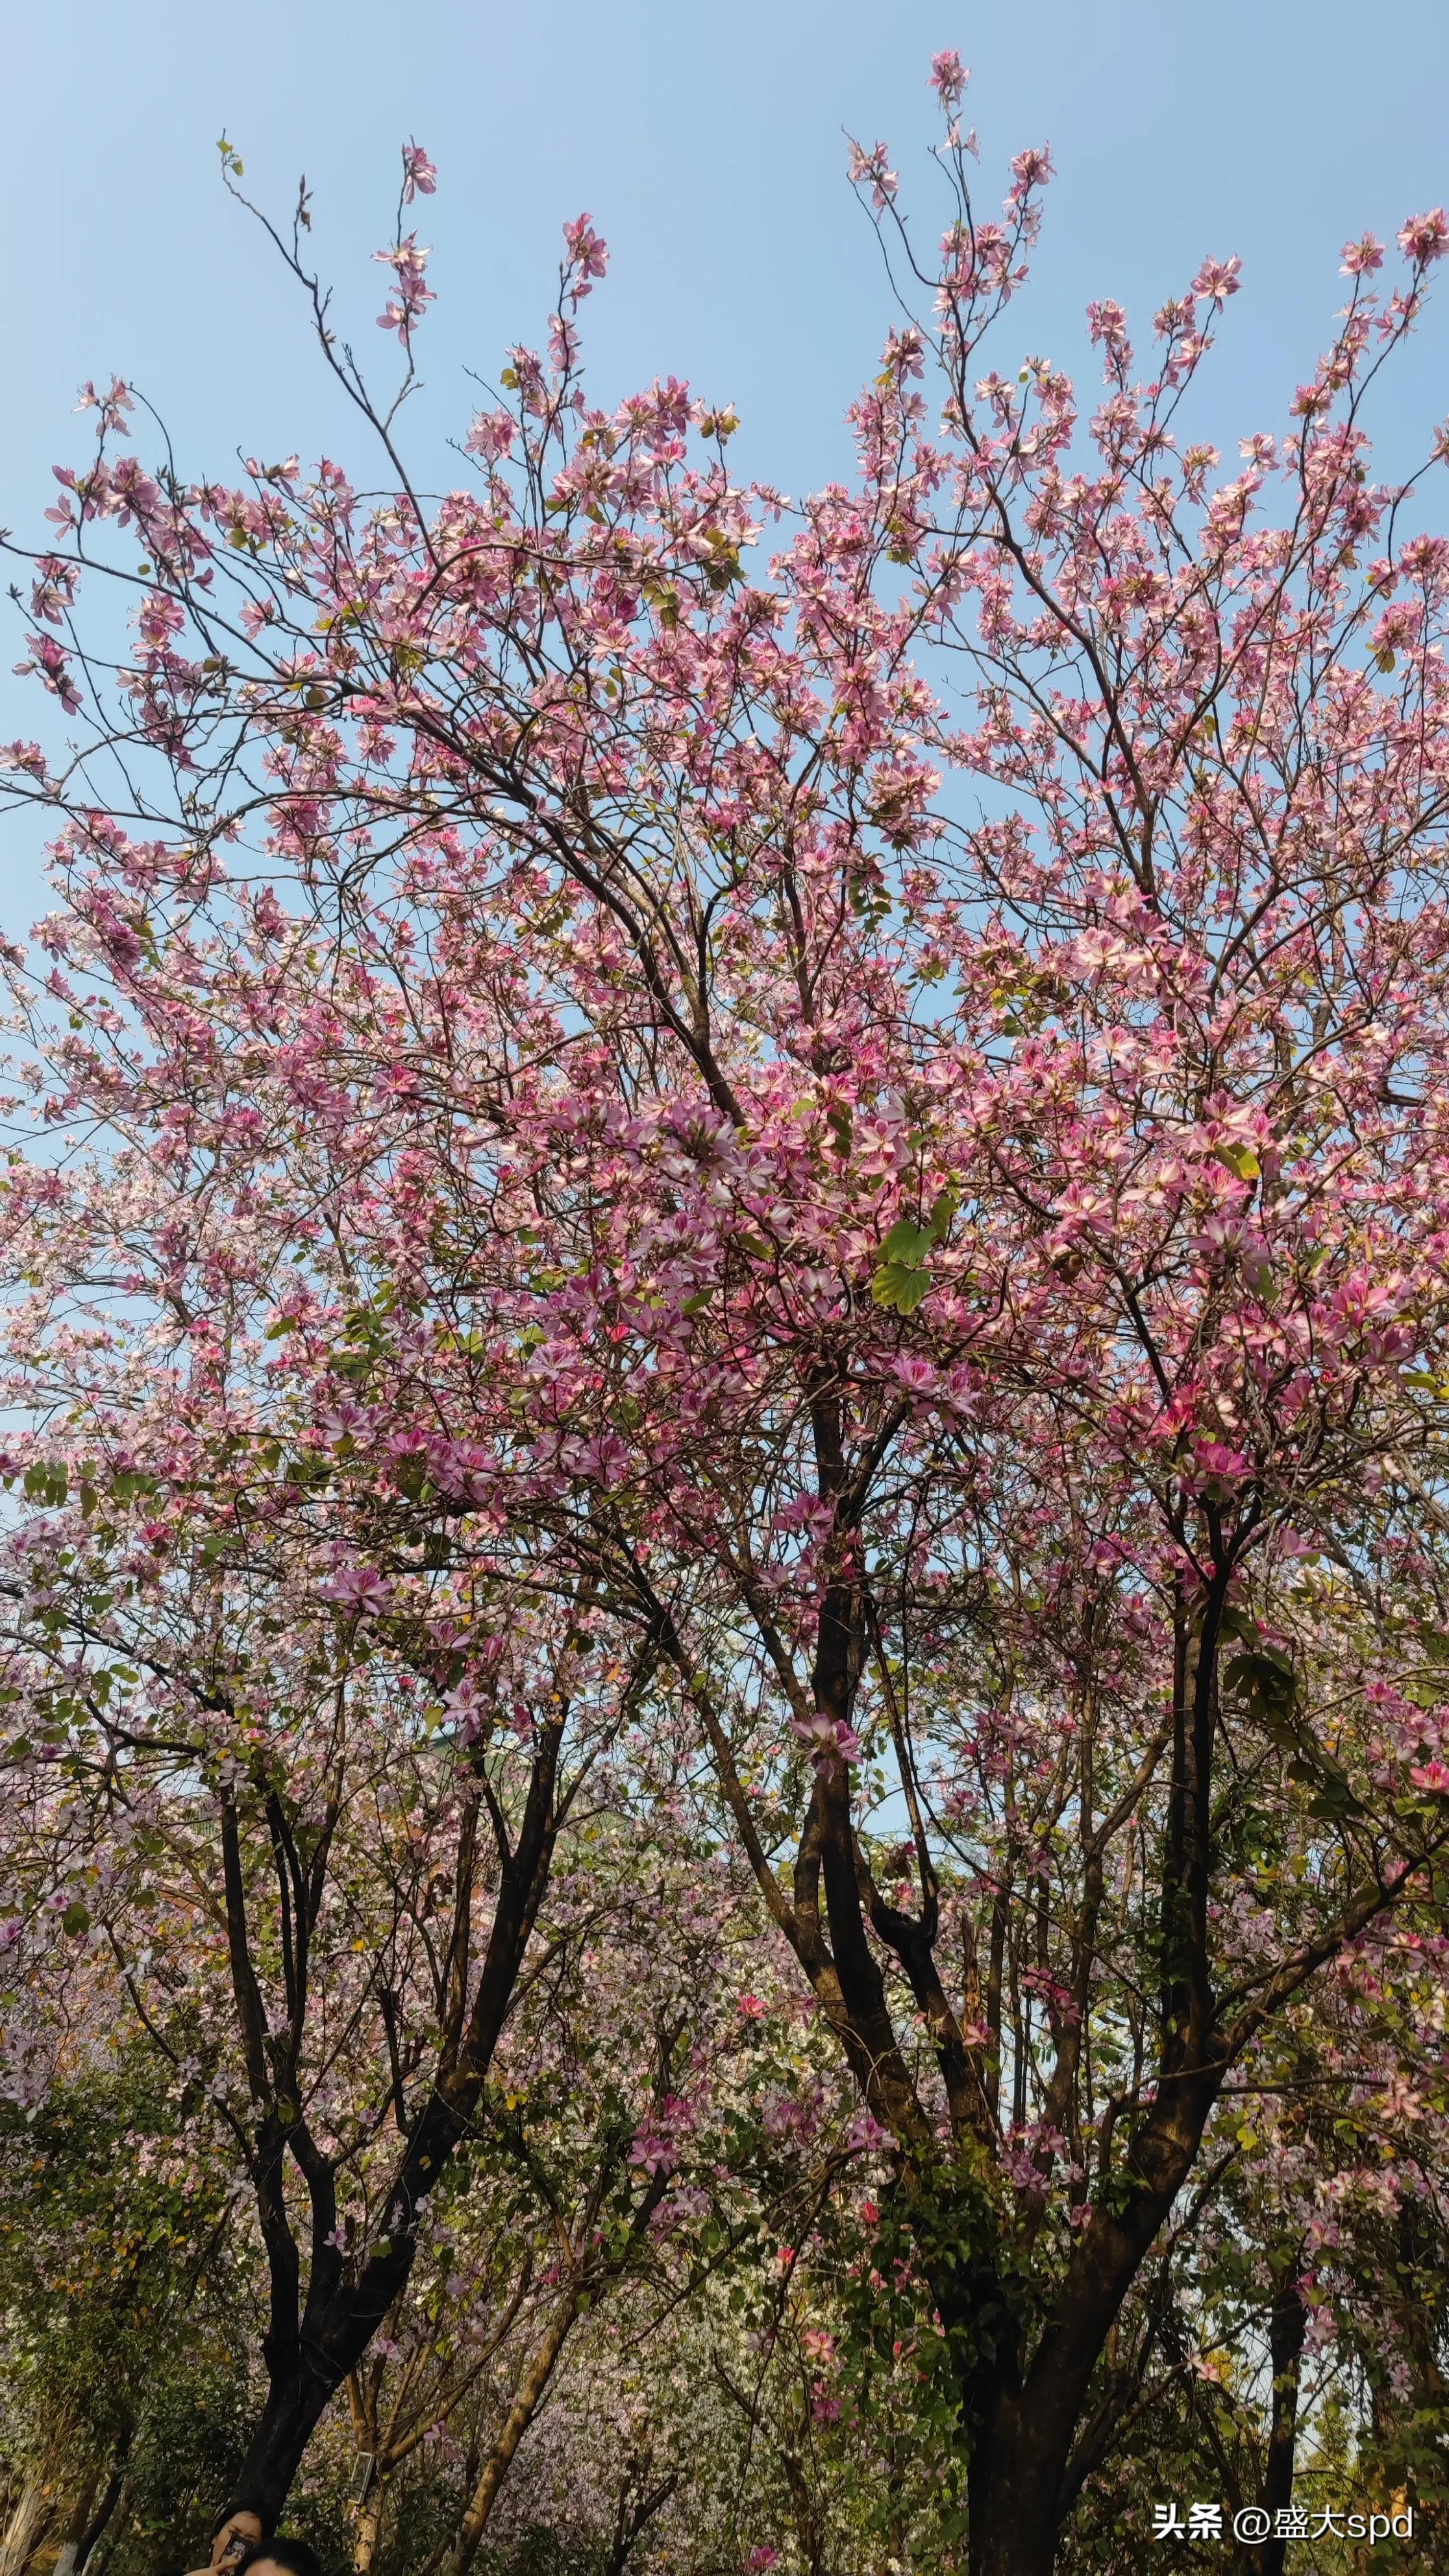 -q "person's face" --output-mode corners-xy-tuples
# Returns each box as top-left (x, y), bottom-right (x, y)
(210, 2514), (264, 2570)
